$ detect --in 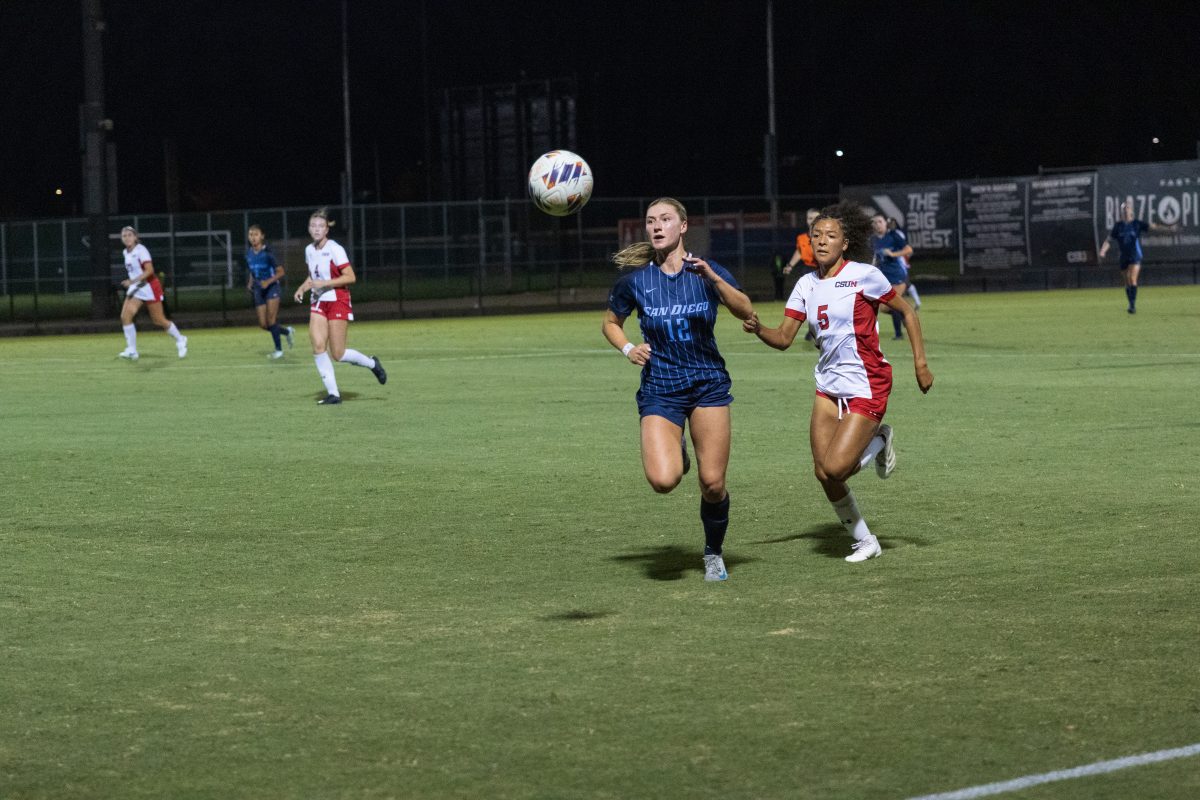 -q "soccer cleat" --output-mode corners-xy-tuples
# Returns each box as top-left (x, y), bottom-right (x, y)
(285, 325), (295, 348)
(370, 356), (387, 385)
(681, 434), (691, 475)
(875, 424), (896, 479)
(117, 349), (139, 361)
(845, 535), (882, 563)
(1127, 306), (1136, 314)
(268, 350), (284, 360)
(703, 553), (728, 581)
(318, 394), (342, 405)
(176, 336), (188, 358)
